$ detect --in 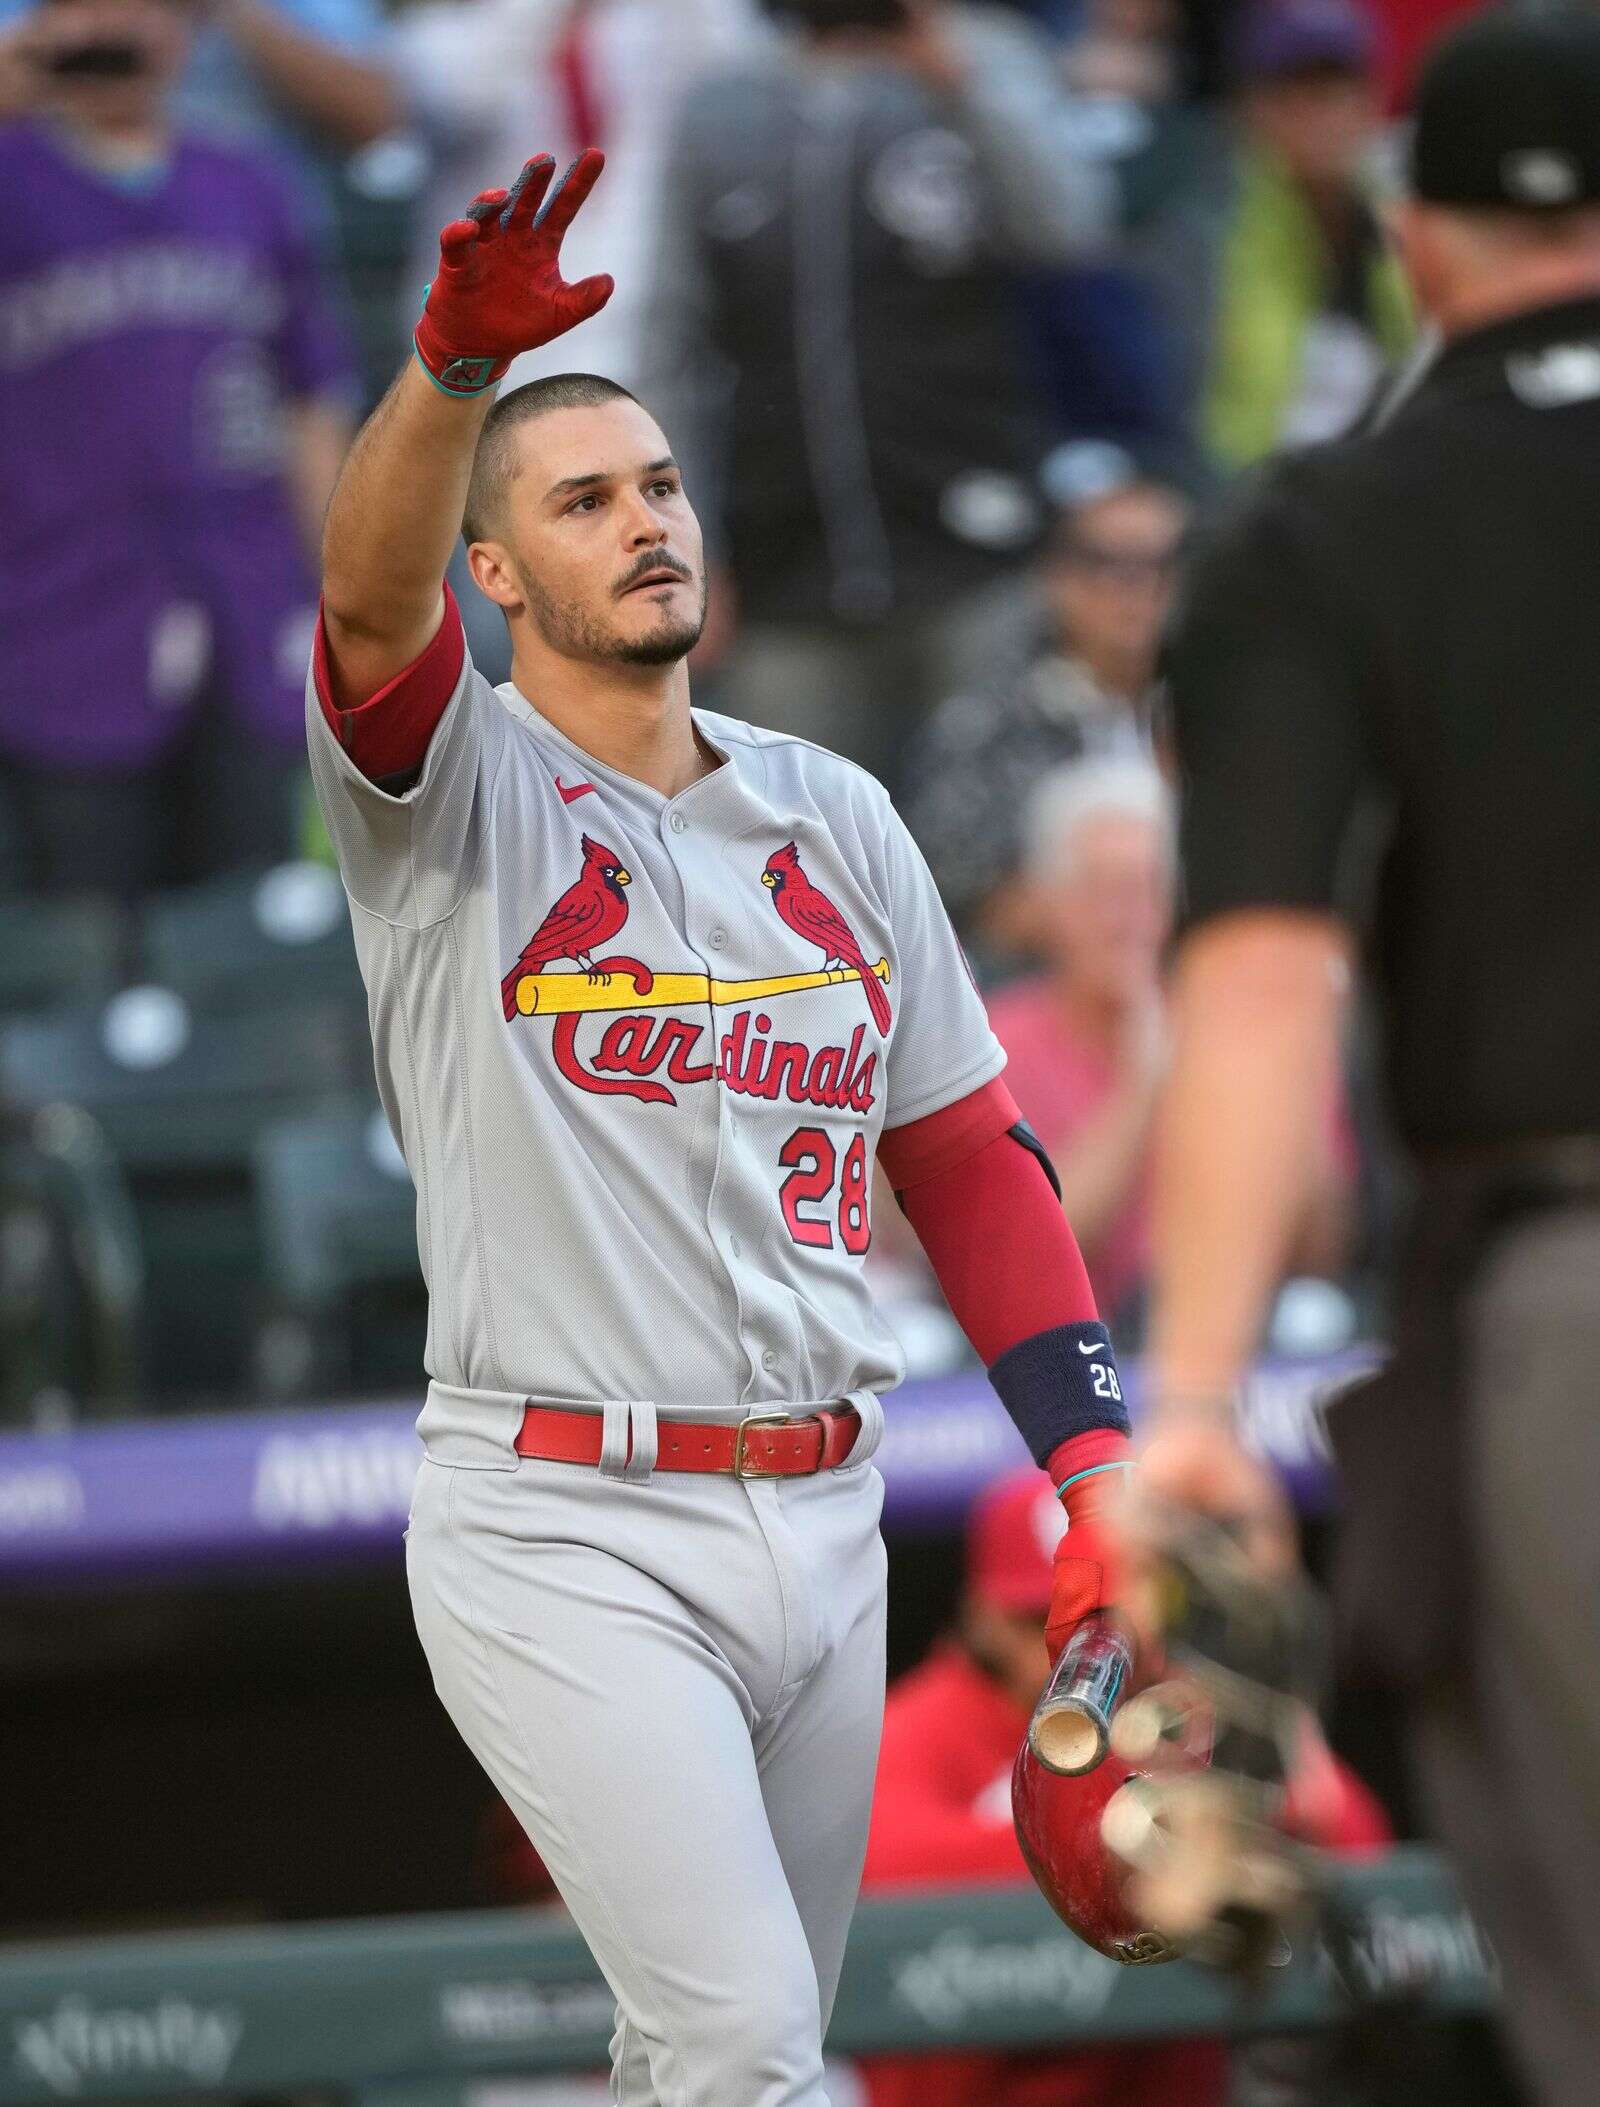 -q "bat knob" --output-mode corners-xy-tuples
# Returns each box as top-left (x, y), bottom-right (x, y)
(1032, 1701), (1109, 1775)
(1028, 1618), (1133, 1777)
